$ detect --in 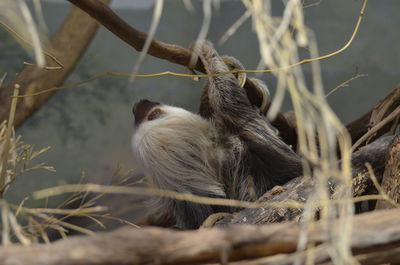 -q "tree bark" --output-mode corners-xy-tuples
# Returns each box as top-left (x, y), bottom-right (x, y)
(66, 0), (202, 71)
(0, 1), (110, 128)
(375, 134), (400, 209)
(1, 208), (400, 265)
(347, 85), (400, 146)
